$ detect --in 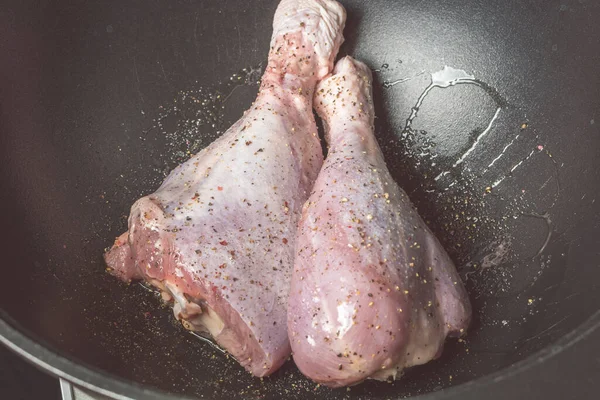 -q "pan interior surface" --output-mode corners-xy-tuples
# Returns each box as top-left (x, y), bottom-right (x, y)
(1, 0), (599, 398)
